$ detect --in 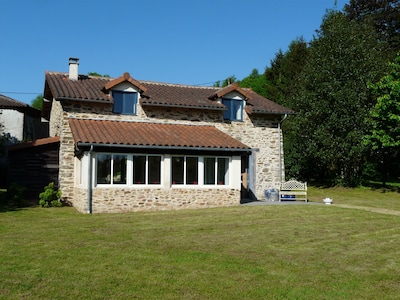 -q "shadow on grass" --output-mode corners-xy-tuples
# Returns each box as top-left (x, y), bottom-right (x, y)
(363, 181), (400, 193)
(309, 180), (400, 193)
(0, 190), (38, 212)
